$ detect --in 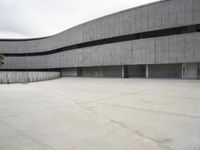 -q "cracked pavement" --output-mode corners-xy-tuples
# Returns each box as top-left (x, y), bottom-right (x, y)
(0, 77), (200, 150)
